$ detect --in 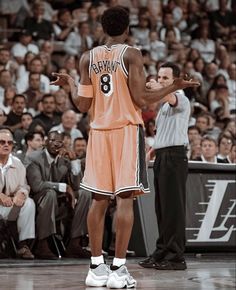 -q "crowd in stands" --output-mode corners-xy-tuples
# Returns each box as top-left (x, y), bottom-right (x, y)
(0, 0), (236, 259)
